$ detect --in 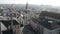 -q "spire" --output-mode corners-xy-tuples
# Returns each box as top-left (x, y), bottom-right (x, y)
(25, 2), (28, 9)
